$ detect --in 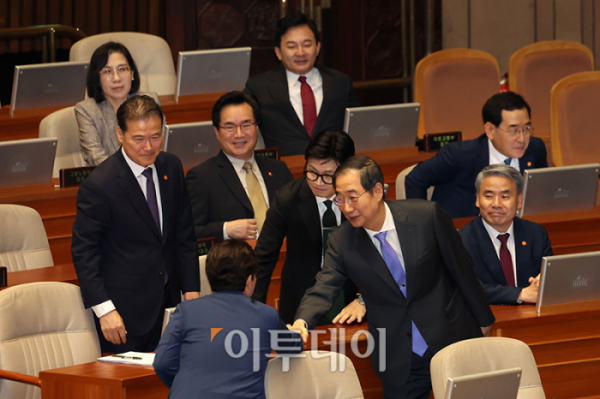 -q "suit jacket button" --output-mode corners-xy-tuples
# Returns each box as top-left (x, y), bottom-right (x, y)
(159, 272), (165, 279)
